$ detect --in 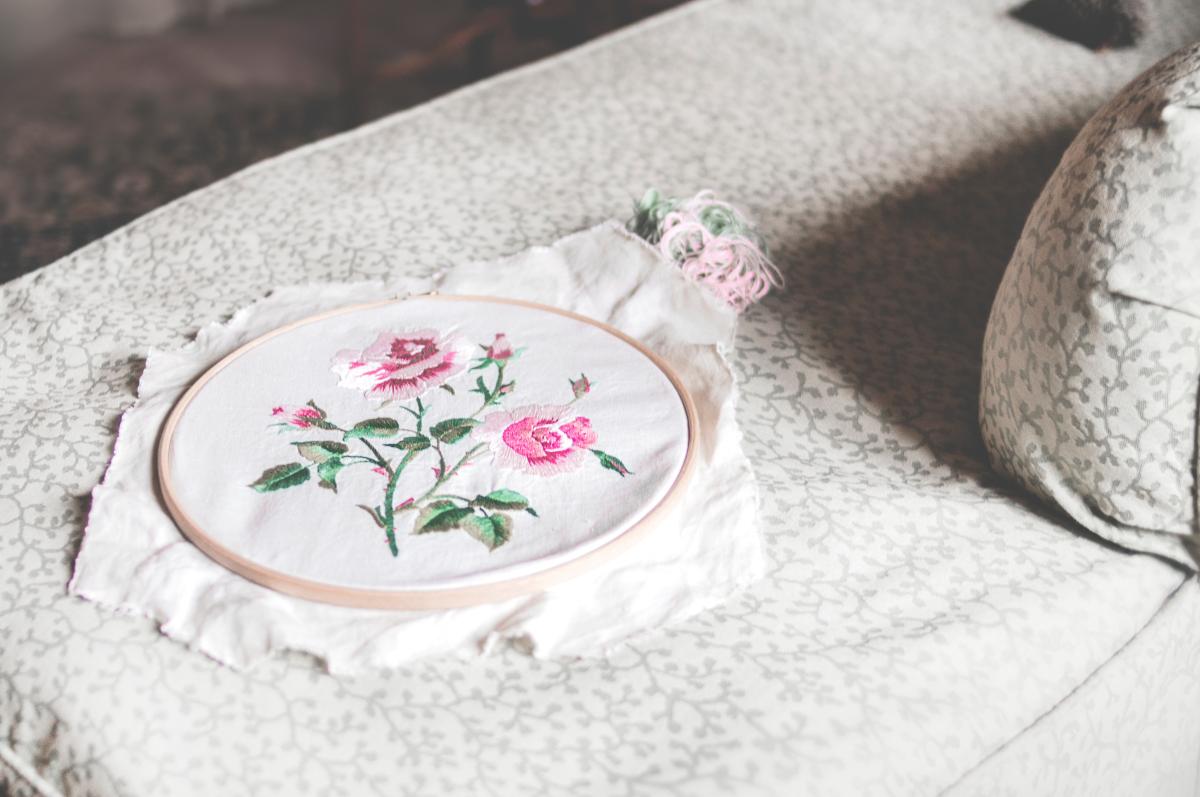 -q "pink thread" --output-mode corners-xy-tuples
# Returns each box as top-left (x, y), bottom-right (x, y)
(656, 191), (782, 312)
